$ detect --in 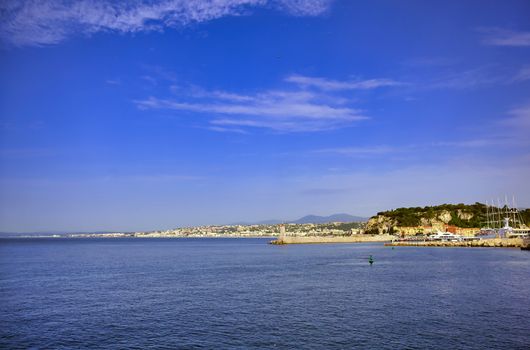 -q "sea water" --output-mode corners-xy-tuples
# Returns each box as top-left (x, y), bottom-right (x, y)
(1, 238), (529, 349)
